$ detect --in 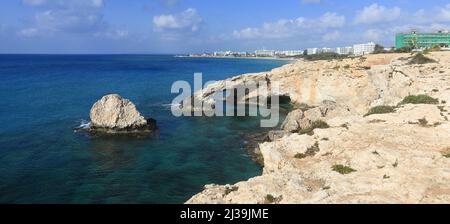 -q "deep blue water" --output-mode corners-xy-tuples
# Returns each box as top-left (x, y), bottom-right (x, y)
(0, 55), (289, 203)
